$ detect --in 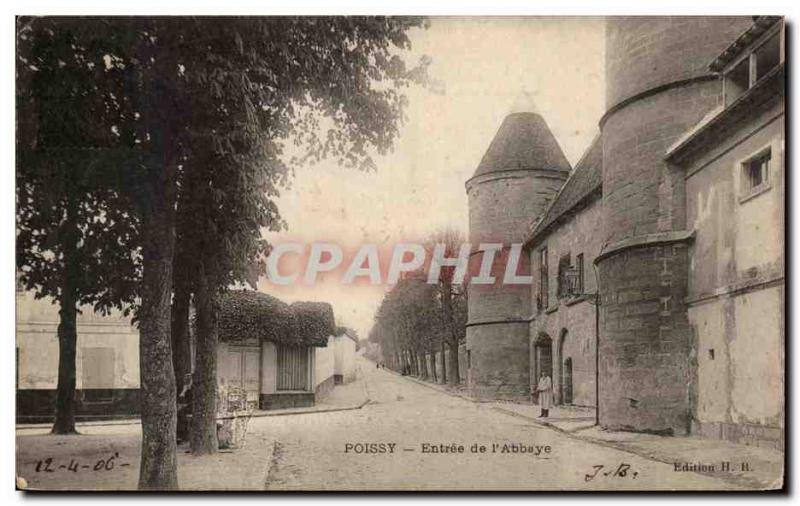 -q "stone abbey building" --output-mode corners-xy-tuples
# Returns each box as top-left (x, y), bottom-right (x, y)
(465, 16), (784, 449)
